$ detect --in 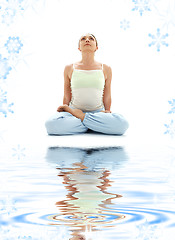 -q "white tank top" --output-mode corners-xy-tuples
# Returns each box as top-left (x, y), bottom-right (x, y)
(69, 63), (105, 111)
